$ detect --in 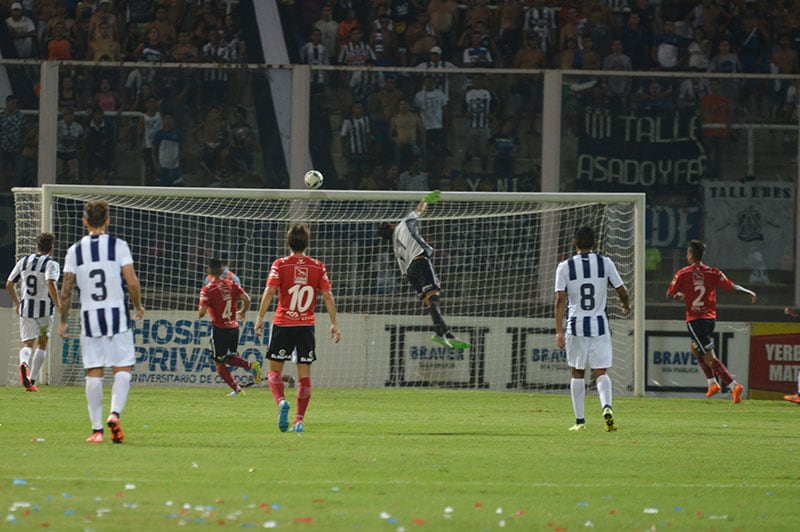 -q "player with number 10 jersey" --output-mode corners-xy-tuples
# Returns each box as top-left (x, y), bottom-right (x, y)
(267, 255), (331, 326)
